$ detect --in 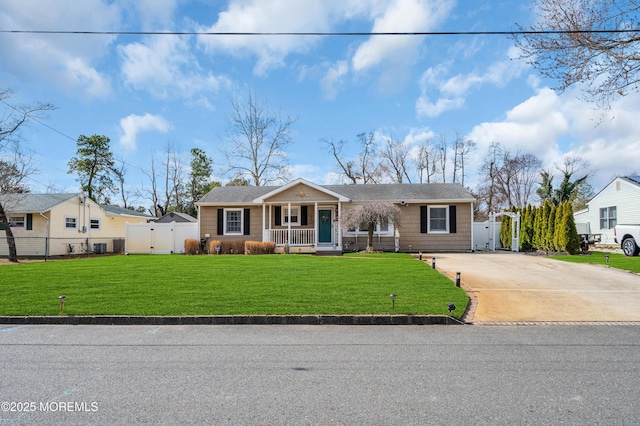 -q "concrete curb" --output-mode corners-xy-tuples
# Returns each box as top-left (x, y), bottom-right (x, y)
(0, 315), (464, 326)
